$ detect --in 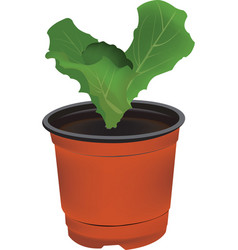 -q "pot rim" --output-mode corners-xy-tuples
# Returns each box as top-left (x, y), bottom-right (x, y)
(42, 100), (185, 143)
